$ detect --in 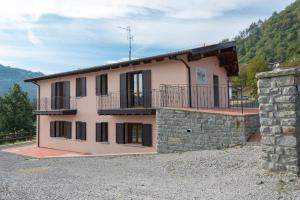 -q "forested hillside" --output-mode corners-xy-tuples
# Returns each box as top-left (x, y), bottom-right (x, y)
(232, 0), (300, 95)
(236, 0), (300, 65)
(0, 64), (43, 99)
